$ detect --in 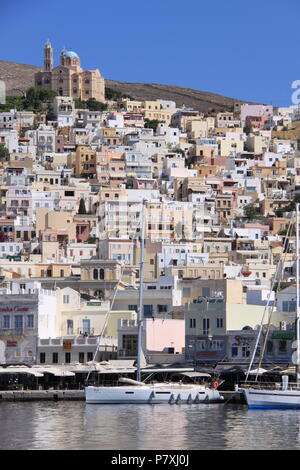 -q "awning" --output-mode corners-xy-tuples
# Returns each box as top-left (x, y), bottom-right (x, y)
(0, 368), (44, 377)
(141, 368), (194, 373)
(98, 368), (136, 374)
(280, 366), (296, 375)
(248, 368), (268, 375)
(42, 369), (75, 377)
(176, 371), (211, 378)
